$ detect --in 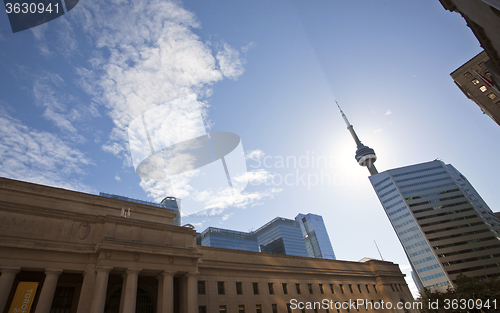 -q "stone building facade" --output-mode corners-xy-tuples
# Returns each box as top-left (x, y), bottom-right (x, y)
(0, 178), (416, 313)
